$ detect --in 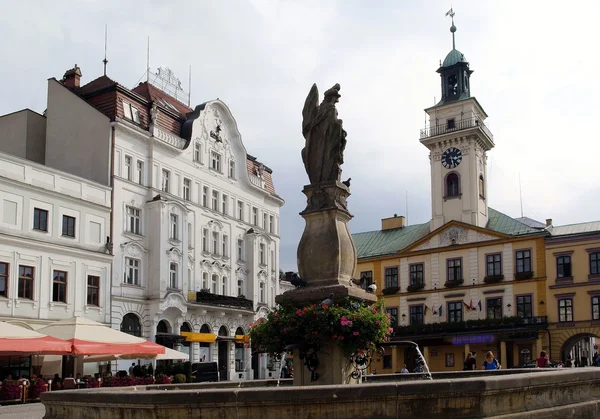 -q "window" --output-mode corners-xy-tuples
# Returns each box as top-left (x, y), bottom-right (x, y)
(252, 207), (258, 226)
(386, 307), (398, 328)
(259, 282), (265, 303)
(360, 271), (373, 290)
(202, 272), (208, 290)
(123, 102), (140, 123)
(124, 258), (140, 285)
(229, 160), (235, 178)
(120, 313), (142, 337)
(124, 155), (132, 181)
(169, 263), (178, 289)
(269, 215), (274, 234)
(383, 355), (392, 370)
(212, 232), (219, 255)
(486, 253), (502, 277)
(0, 263), (8, 298)
(136, 160), (144, 185)
(222, 276), (227, 295)
(446, 118), (455, 129)
(194, 142), (202, 162)
(202, 186), (208, 207)
(87, 275), (99, 306)
(259, 243), (266, 265)
(516, 250), (532, 273)
(126, 206), (141, 235)
(237, 239), (244, 261)
(558, 298), (573, 322)
(202, 229), (208, 252)
(237, 201), (244, 221)
(170, 214), (178, 240)
(385, 267), (398, 288)
(479, 175), (485, 198)
(62, 215), (76, 237)
(183, 178), (191, 201)
(590, 252), (600, 276)
(33, 208), (48, 231)
(445, 353), (455, 368)
(557, 255), (572, 278)
(222, 235), (228, 257)
(18, 266), (34, 300)
(486, 297), (502, 319)
(447, 258), (462, 282)
(271, 250), (275, 271)
(593, 296), (600, 321)
(410, 264), (424, 285)
(263, 213), (268, 230)
(188, 222), (193, 247)
(161, 169), (170, 193)
(211, 151), (222, 172)
(222, 194), (228, 214)
(237, 279), (244, 297)
(52, 270), (67, 303)
(212, 190), (219, 211)
(409, 306), (424, 325)
(211, 274), (218, 293)
(446, 173), (460, 197)
(516, 295), (533, 318)
(448, 301), (463, 323)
